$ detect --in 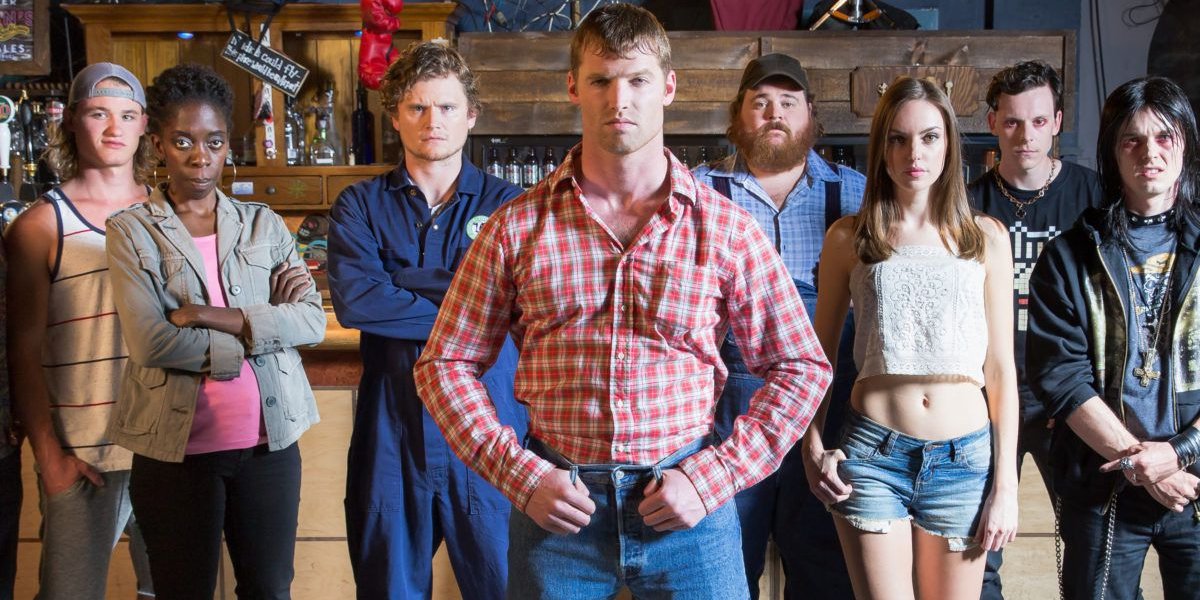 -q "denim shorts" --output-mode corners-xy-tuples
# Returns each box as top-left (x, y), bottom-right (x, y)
(830, 410), (992, 551)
